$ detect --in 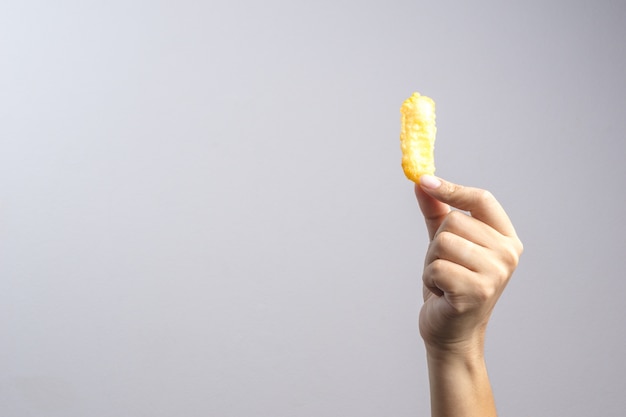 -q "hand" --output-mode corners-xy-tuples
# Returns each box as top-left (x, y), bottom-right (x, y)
(415, 175), (523, 355)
